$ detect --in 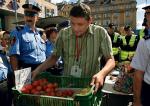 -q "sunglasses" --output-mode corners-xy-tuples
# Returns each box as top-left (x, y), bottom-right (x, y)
(146, 12), (150, 15)
(24, 11), (38, 17)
